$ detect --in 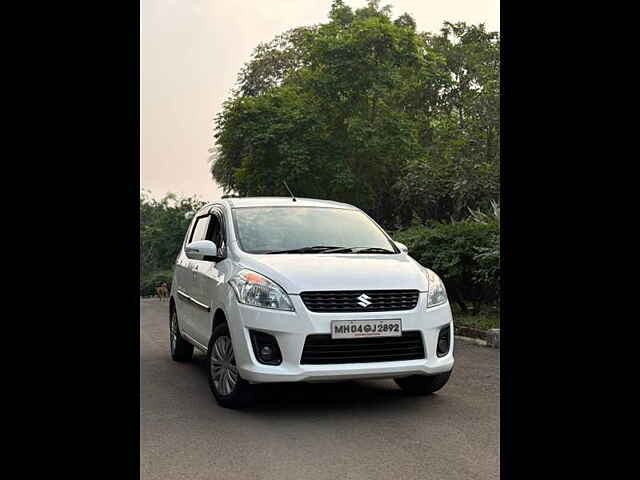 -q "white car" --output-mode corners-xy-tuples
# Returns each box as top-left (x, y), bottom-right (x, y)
(169, 197), (454, 408)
